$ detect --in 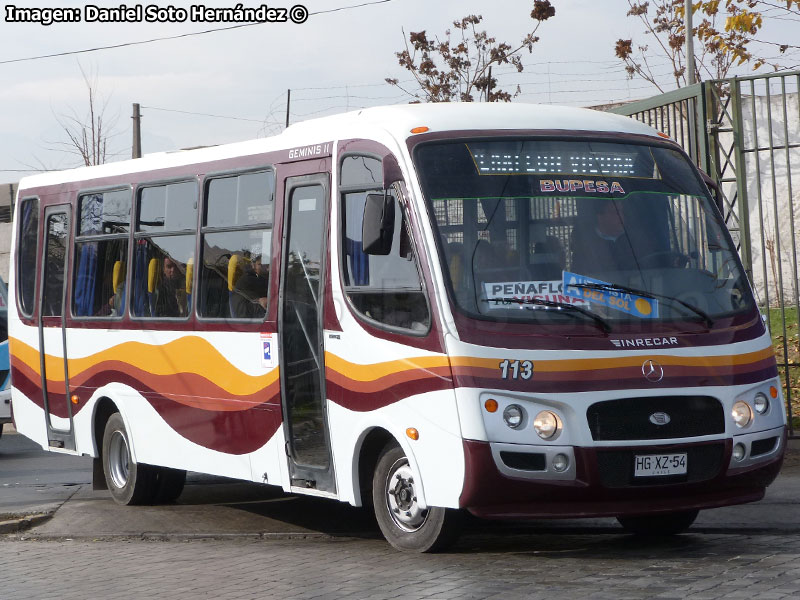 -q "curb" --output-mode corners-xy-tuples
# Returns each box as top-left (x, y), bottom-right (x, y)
(7, 531), (378, 543)
(0, 513), (53, 534)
